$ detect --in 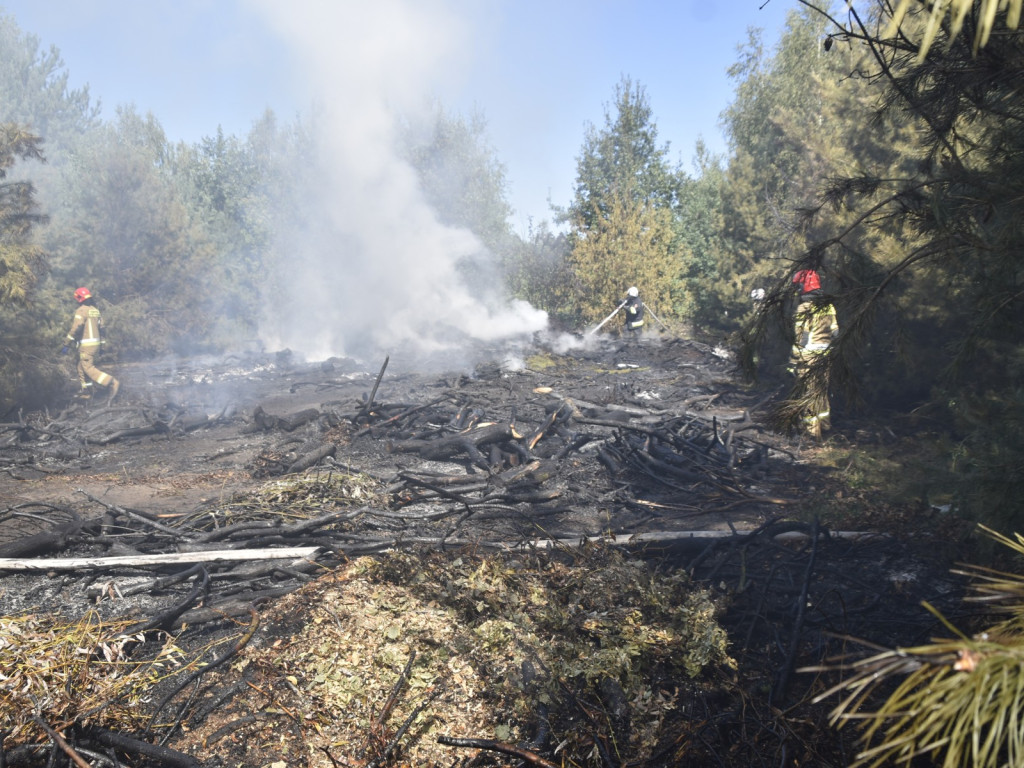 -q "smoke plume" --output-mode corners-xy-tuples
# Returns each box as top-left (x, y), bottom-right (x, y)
(248, 0), (547, 368)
